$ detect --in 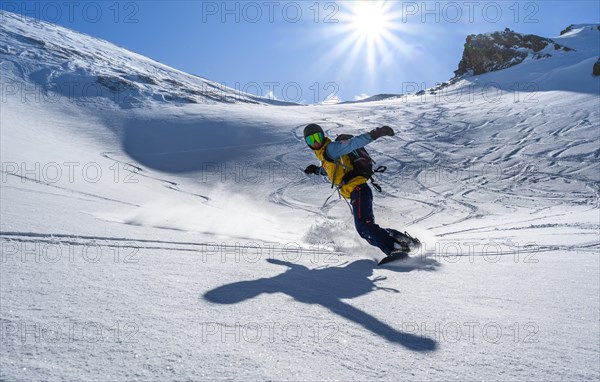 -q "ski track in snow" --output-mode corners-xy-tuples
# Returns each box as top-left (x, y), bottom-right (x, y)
(0, 231), (348, 256)
(101, 151), (211, 201)
(0, 170), (140, 207)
